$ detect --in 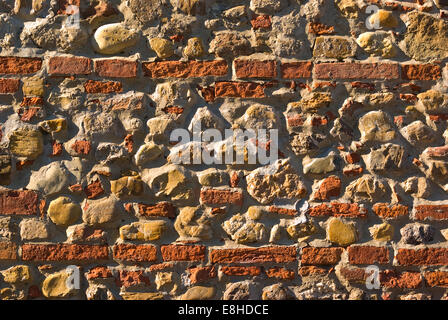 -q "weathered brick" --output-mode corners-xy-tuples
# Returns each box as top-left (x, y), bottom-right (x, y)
(71, 140), (91, 155)
(94, 59), (138, 78)
(87, 266), (113, 280)
(424, 271), (448, 287)
(0, 241), (17, 260)
(299, 266), (328, 276)
(396, 248), (448, 266)
(281, 61), (313, 79)
(116, 270), (150, 287)
(380, 270), (422, 289)
(402, 64), (442, 80)
(250, 15), (272, 30)
(339, 266), (366, 283)
(0, 57), (42, 74)
(214, 81), (266, 98)
(143, 60), (228, 78)
(266, 267), (295, 280)
(234, 59), (277, 79)
(84, 80), (122, 94)
(348, 246), (390, 265)
(314, 62), (400, 80)
(200, 188), (243, 206)
(312, 176), (341, 200)
(373, 203), (409, 219)
(308, 202), (367, 218)
(301, 247), (343, 265)
(138, 202), (176, 218)
(161, 245), (205, 262)
(48, 56), (91, 75)
(308, 22), (335, 35)
(221, 266), (261, 276)
(268, 206), (298, 216)
(210, 246), (296, 264)
(188, 266), (217, 284)
(0, 190), (39, 215)
(414, 205), (448, 221)
(84, 180), (104, 199)
(22, 244), (109, 261)
(113, 244), (157, 262)
(0, 78), (20, 94)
